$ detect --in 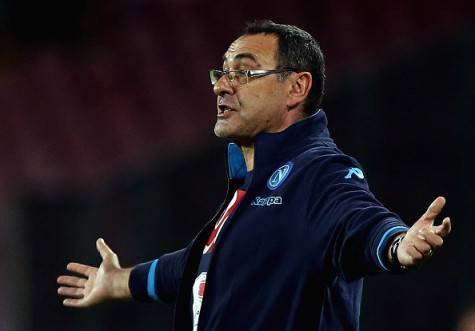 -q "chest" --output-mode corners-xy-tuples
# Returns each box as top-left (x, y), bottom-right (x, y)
(210, 173), (319, 273)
